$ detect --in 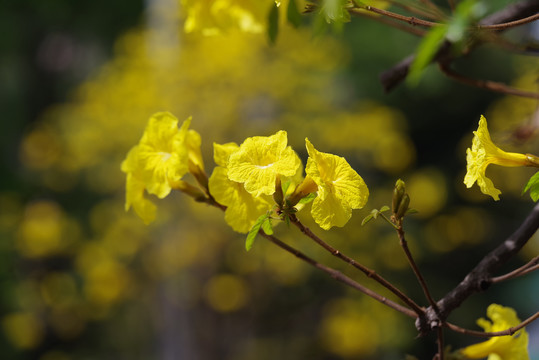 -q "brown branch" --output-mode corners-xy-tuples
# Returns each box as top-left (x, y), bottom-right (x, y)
(349, 8), (428, 37)
(353, 6), (439, 27)
(490, 255), (539, 283)
(436, 326), (445, 360)
(260, 232), (418, 318)
(445, 311), (539, 337)
(396, 226), (440, 314)
(438, 62), (539, 99)
(202, 195), (418, 318)
(290, 215), (426, 316)
(380, 0), (539, 92)
(416, 202), (539, 335)
(479, 12), (539, 30)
